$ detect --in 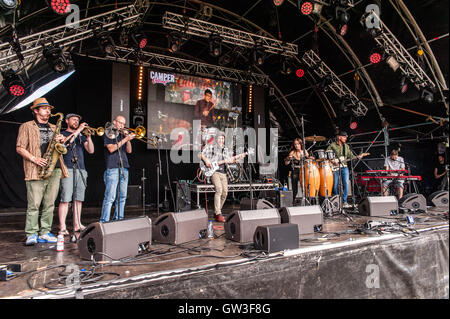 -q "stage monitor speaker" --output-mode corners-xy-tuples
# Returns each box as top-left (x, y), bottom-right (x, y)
(240, 198), (275, 210)
(224, 209), (280, 244)
(358, 196), (398, 216)
(277, 190), (293, 208)
(254, 223), (299, 253)
(152, 209), (207, 245)
(78, 216), (152, 261)
(428, 190), (449, 207)
(279, 205), (323, 235)
(398, 193), (427, 211)
(127, 185), (142, 206)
